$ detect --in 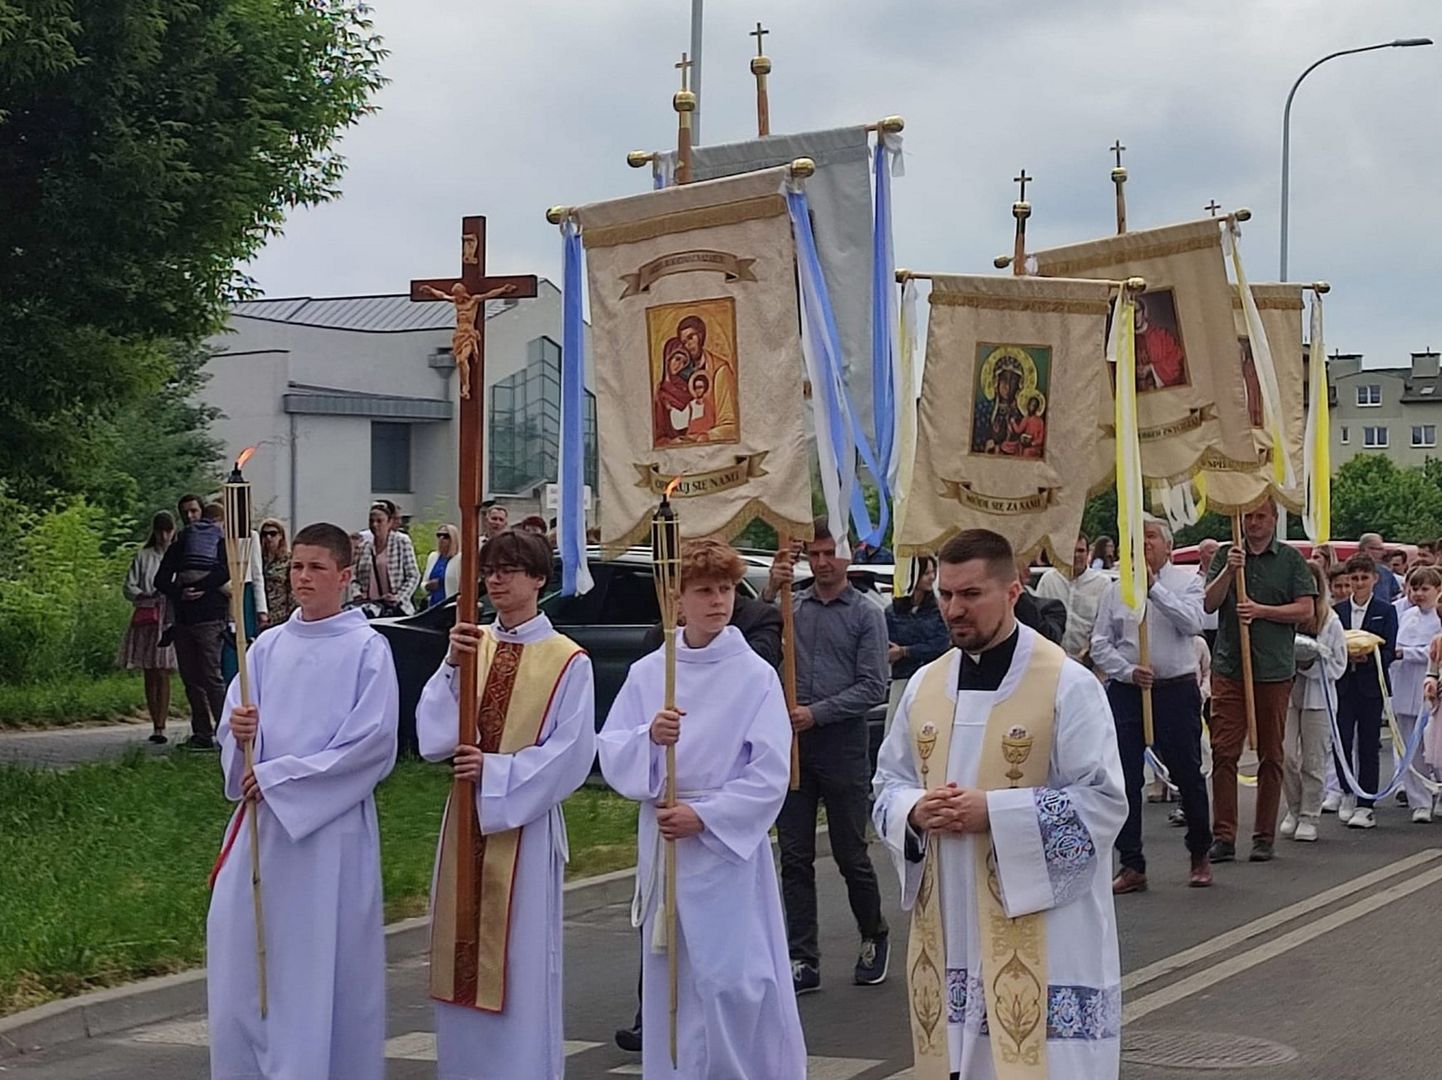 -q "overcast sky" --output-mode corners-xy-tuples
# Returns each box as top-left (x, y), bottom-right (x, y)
(245, 0), (1440, 368)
